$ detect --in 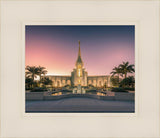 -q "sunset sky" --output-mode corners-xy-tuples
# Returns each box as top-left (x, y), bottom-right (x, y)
(25, 25), (135, 76)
